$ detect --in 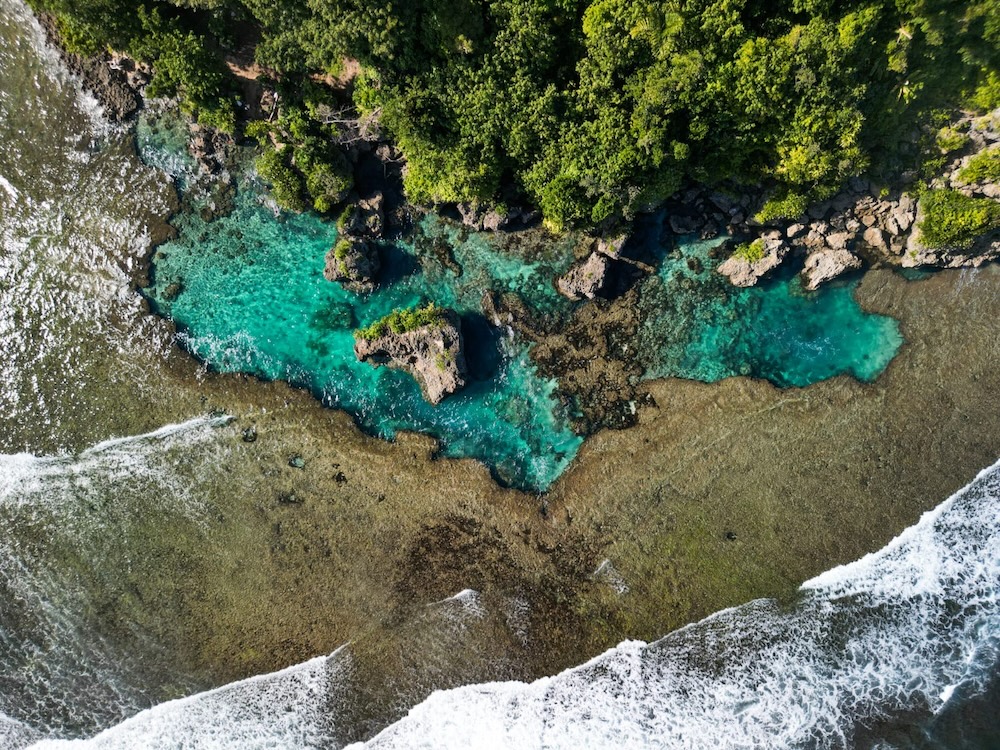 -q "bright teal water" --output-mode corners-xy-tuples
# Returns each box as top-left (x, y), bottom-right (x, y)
(145, 151), (581, 491)
(140, 117), (902, 490)
(636, 236), (903, 386)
